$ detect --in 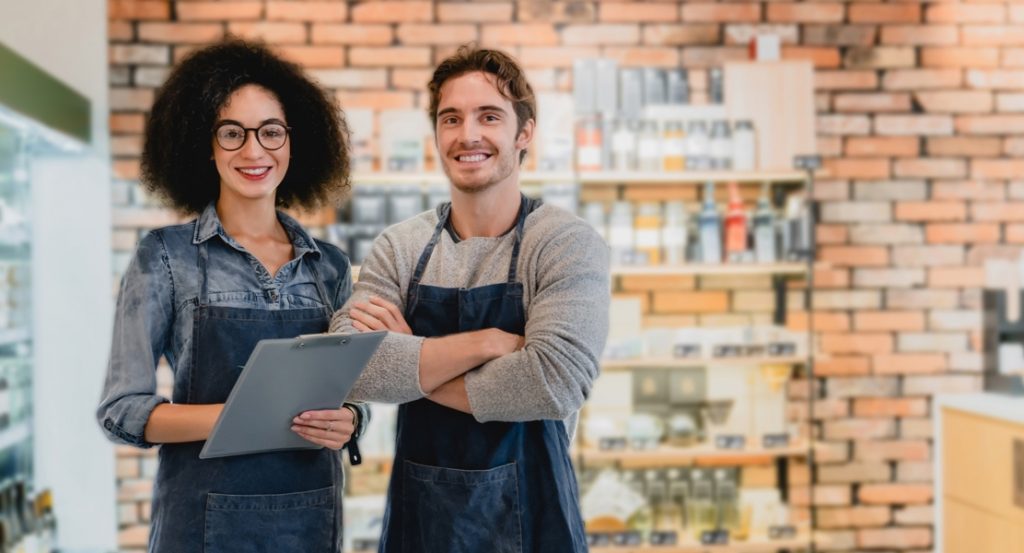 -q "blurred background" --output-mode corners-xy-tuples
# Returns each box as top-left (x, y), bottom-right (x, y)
(2, 1), (1024, 552)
